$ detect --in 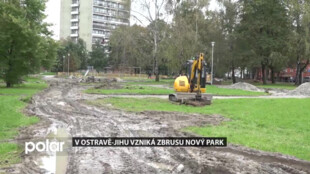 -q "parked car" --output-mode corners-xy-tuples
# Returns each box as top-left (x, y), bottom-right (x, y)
(303, 76), (310, 83)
